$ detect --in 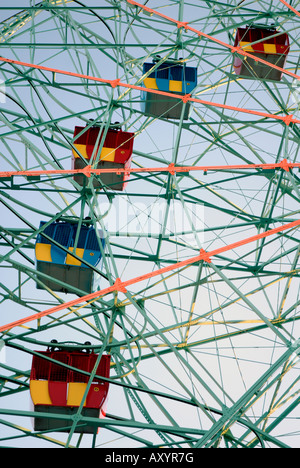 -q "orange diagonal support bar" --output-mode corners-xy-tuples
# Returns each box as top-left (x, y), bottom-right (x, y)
(279, 158), (291, 172)
(199, 248), (212, 263)
(114, 277), (127, 294)
(0, 219), (299, 334)
(278, 0), (300, 18)
(82, 165), (92, 178)
(126, 0), (300, 83)
(0, 56), (299, 126)
(177, 21), (189, 30)
(0, 159), (299, 179)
